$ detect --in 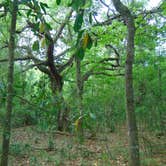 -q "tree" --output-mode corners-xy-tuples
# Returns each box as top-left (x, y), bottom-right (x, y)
(112, 0), (140, 166)
(0, 0), (18, 165)
(24, 4), (73, 131)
